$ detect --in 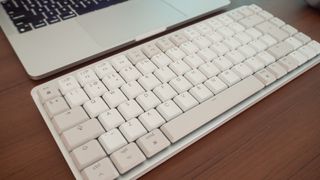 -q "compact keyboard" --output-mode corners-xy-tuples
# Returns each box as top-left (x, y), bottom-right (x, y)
(31, 4), (320, 180)
(1, 0), (126, 33)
